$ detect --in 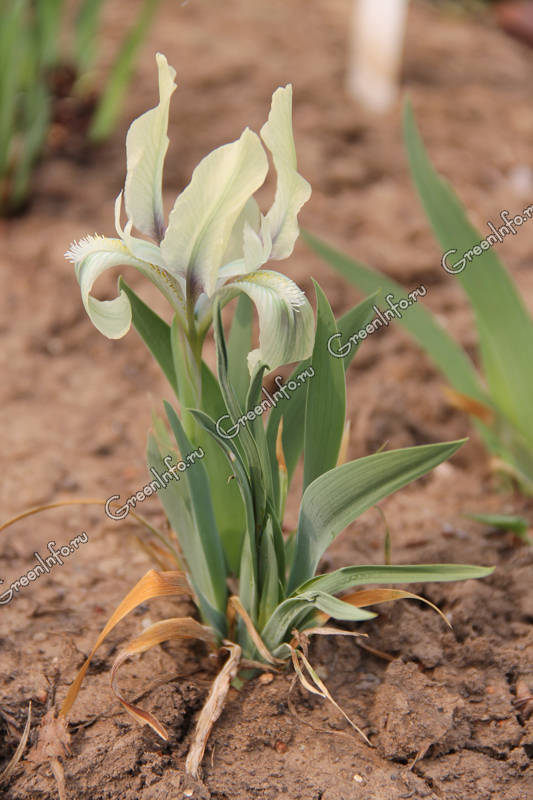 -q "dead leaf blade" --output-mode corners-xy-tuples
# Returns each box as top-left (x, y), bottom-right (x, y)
(110, 616), (215, 740)
(185, 642), (241, 777)
(339, 588), (451, 628)
(0, 702), (32, 786)
(60, 569), (192, 718)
